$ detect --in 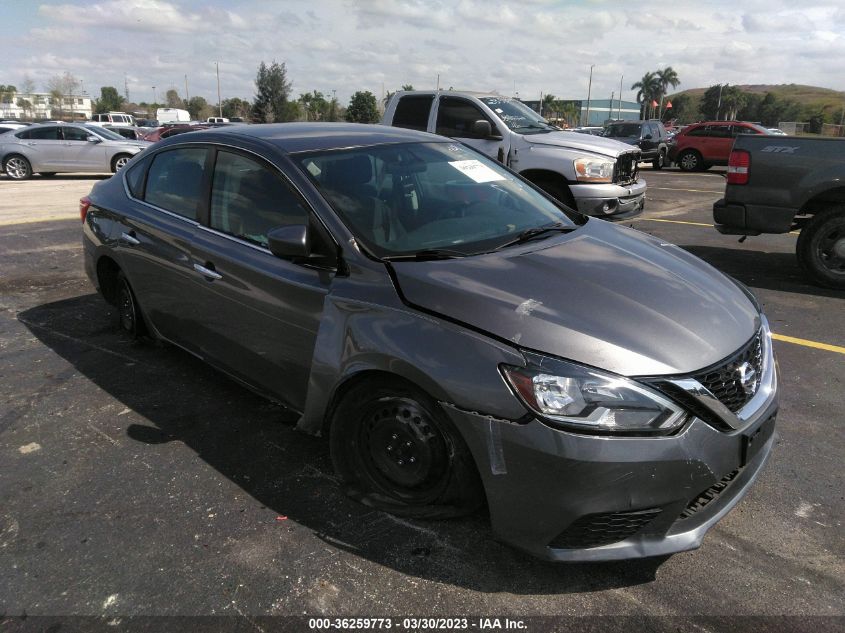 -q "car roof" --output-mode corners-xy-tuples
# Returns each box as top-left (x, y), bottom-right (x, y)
(184, 122), (444, 153)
